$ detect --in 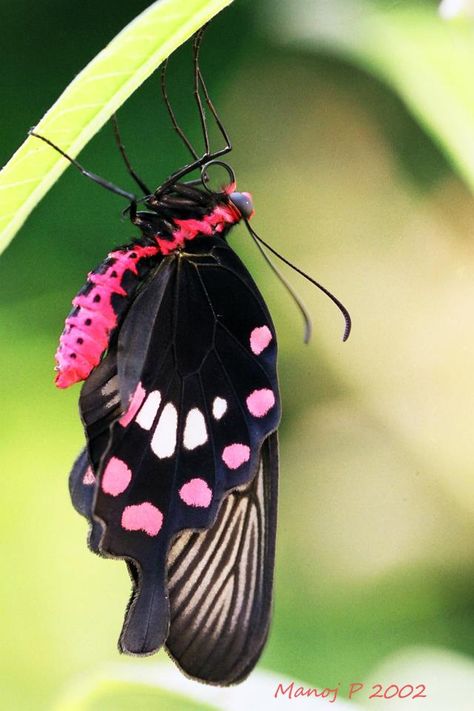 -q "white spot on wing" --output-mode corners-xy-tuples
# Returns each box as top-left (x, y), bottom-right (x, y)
(136, 390), (161, 430)
(212, 396), (227, 420)
(151, 402), (177, 459)
(183, 408), (207, 450)
(105, 394), (121, 409)
(102, 376), (118, 397)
